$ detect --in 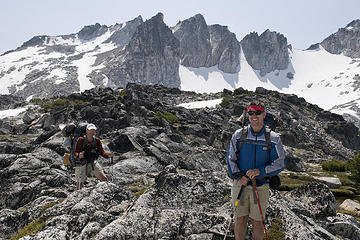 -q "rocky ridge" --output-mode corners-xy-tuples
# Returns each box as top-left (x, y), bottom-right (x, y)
(91, 13), (181, 89)
(0, 84), (359, 239)
(240, 30), (290, 76)
(173, 14), (240, 73)
(321, 19), (360, 58)
(1, 13), (289, 100)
